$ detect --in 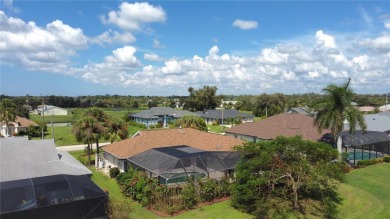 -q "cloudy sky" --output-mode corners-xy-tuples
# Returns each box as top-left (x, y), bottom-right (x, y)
(1, 1), (389, 96)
